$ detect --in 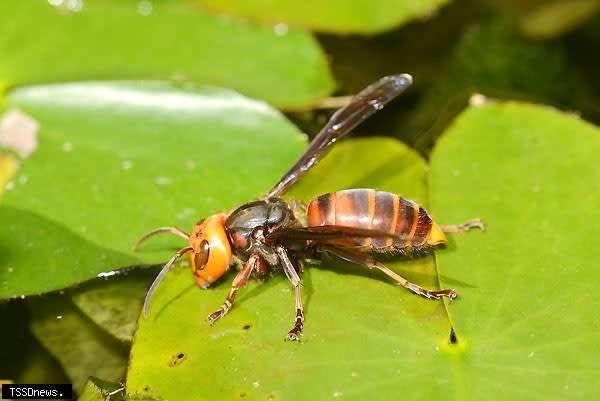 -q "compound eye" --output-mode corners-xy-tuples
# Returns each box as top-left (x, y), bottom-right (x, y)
(194, 240), (210, 270)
